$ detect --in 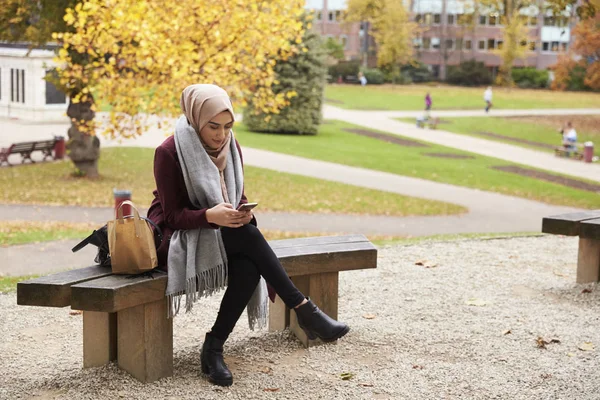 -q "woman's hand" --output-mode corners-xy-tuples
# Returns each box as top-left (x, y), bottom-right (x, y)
(206, 203), (247, 228)
(239, 210), (253, 226)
